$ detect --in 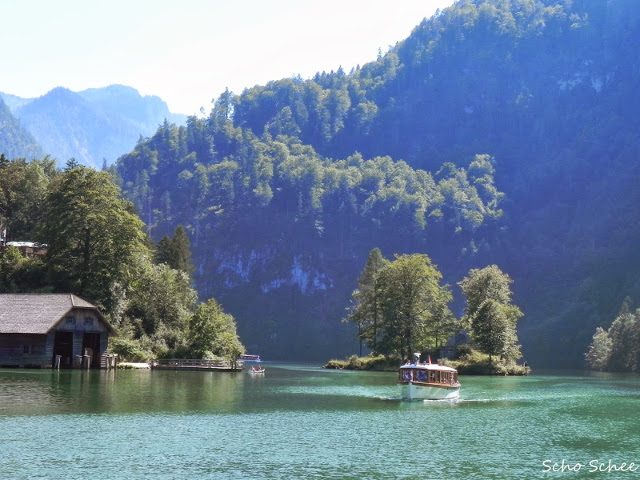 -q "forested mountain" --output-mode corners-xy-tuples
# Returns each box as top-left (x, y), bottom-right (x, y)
(1, 85), (186, 169)
(0, 98), (43, 160)
(116, 0), (640, 365)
